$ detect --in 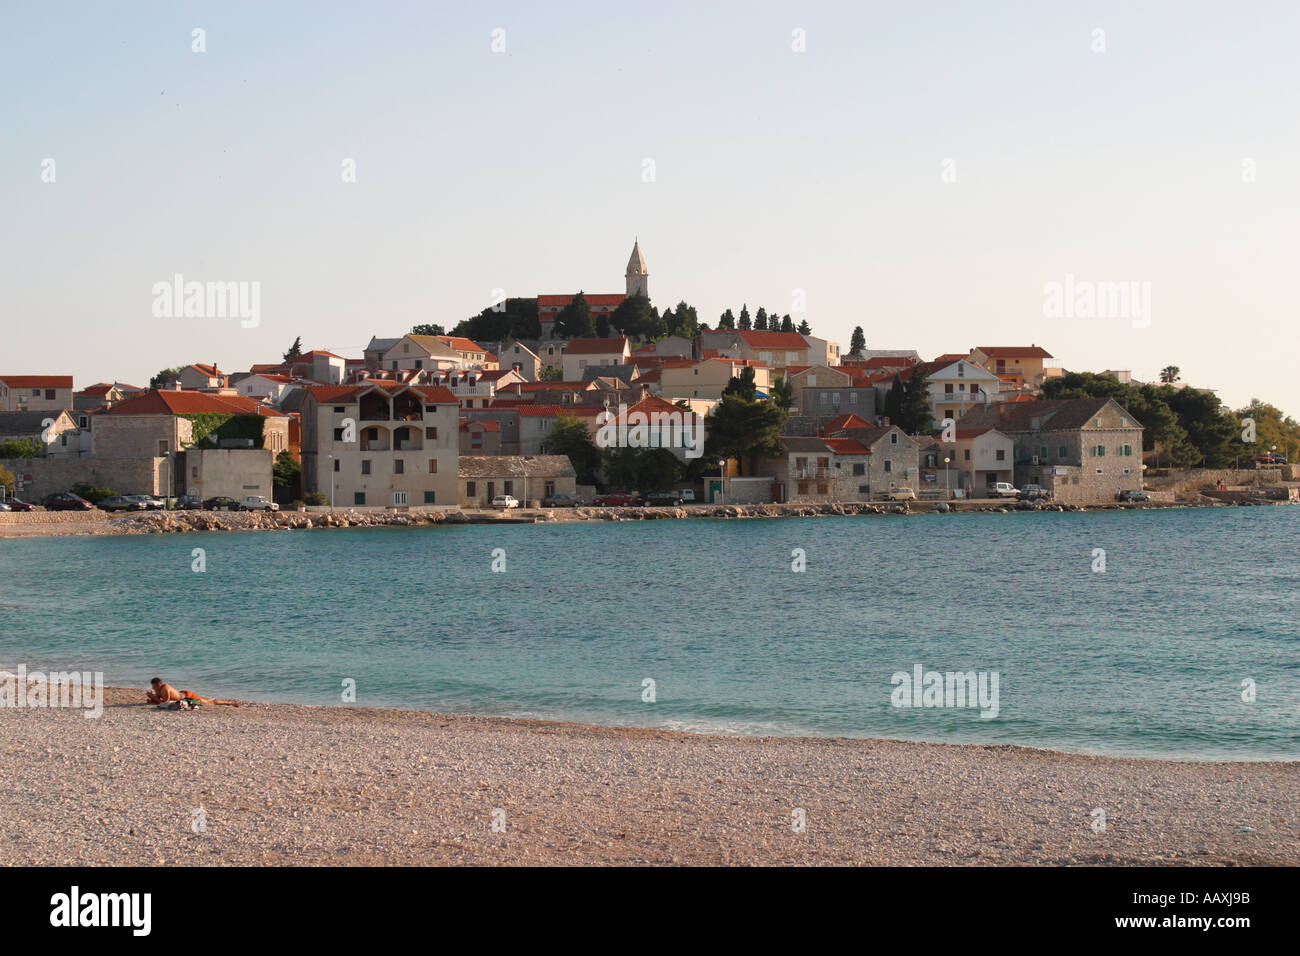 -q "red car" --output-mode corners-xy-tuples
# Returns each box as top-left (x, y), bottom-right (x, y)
(43, 492), (94, 511)
(1, 497), (36, 512)
(593, 492), (642, 507)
